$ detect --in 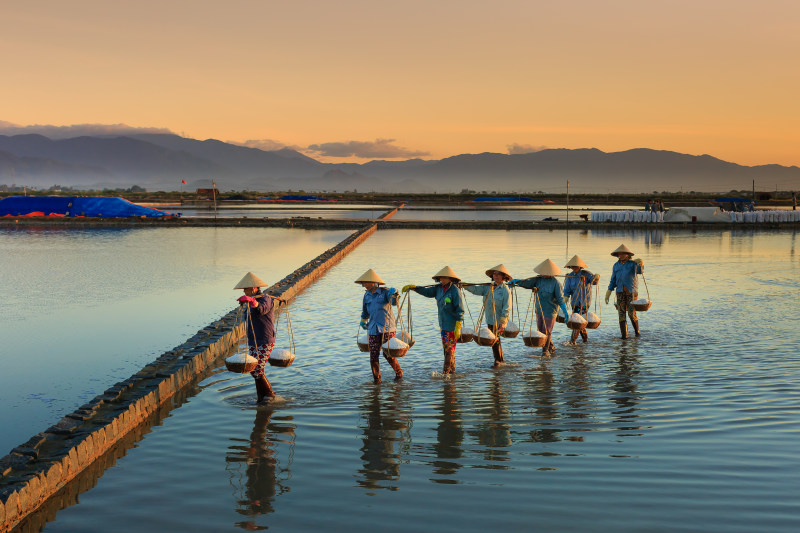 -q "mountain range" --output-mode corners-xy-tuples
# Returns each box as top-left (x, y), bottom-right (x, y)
(1, 133), (797, 193)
